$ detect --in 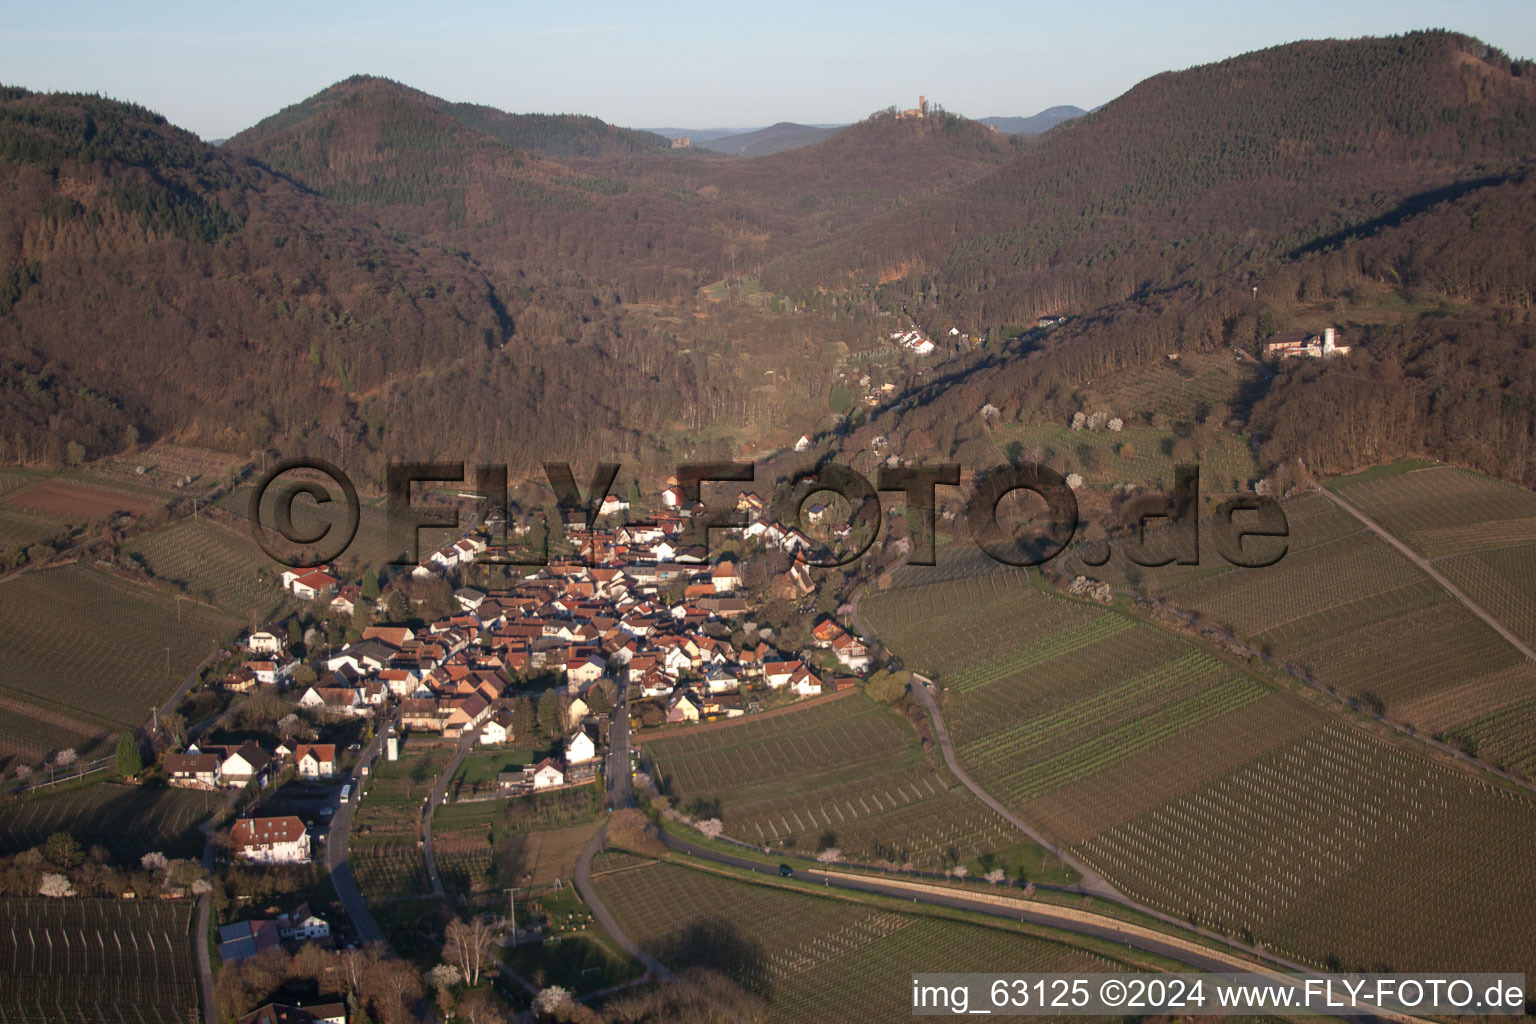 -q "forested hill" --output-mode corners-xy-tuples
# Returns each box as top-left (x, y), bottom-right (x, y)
(232, 75), (670, 160)
(768, 30), (1536, 317)
(225, 76), (589, 213)
(811, 32), (1536, 488)
(6, 32), (1536, 489)
(0, 87), (507, 461)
